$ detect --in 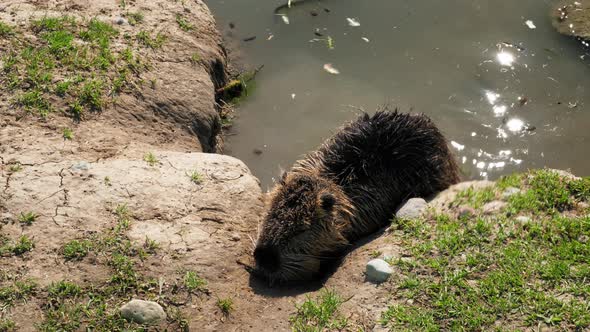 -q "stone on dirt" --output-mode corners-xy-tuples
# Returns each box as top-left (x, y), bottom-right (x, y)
(120, 299), (166, 324)
(395, 198), (427, 220)
(366, 259), (393, 283)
